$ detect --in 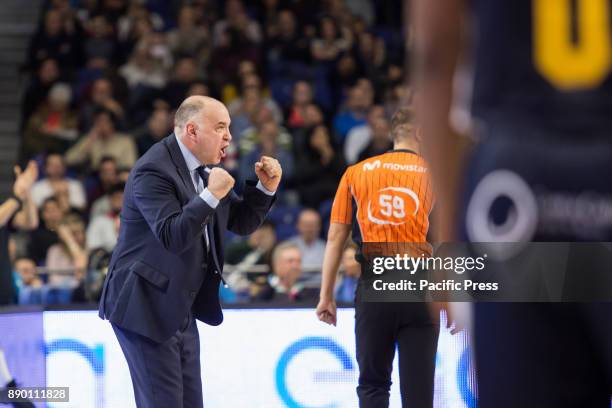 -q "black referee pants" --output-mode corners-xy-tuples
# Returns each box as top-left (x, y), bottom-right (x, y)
(355, 292), (440, 408)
